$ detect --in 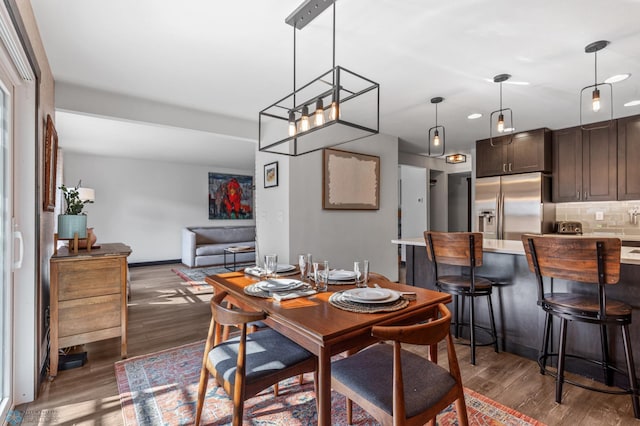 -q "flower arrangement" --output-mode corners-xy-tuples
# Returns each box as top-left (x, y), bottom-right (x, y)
(59, 181), (93, 215)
